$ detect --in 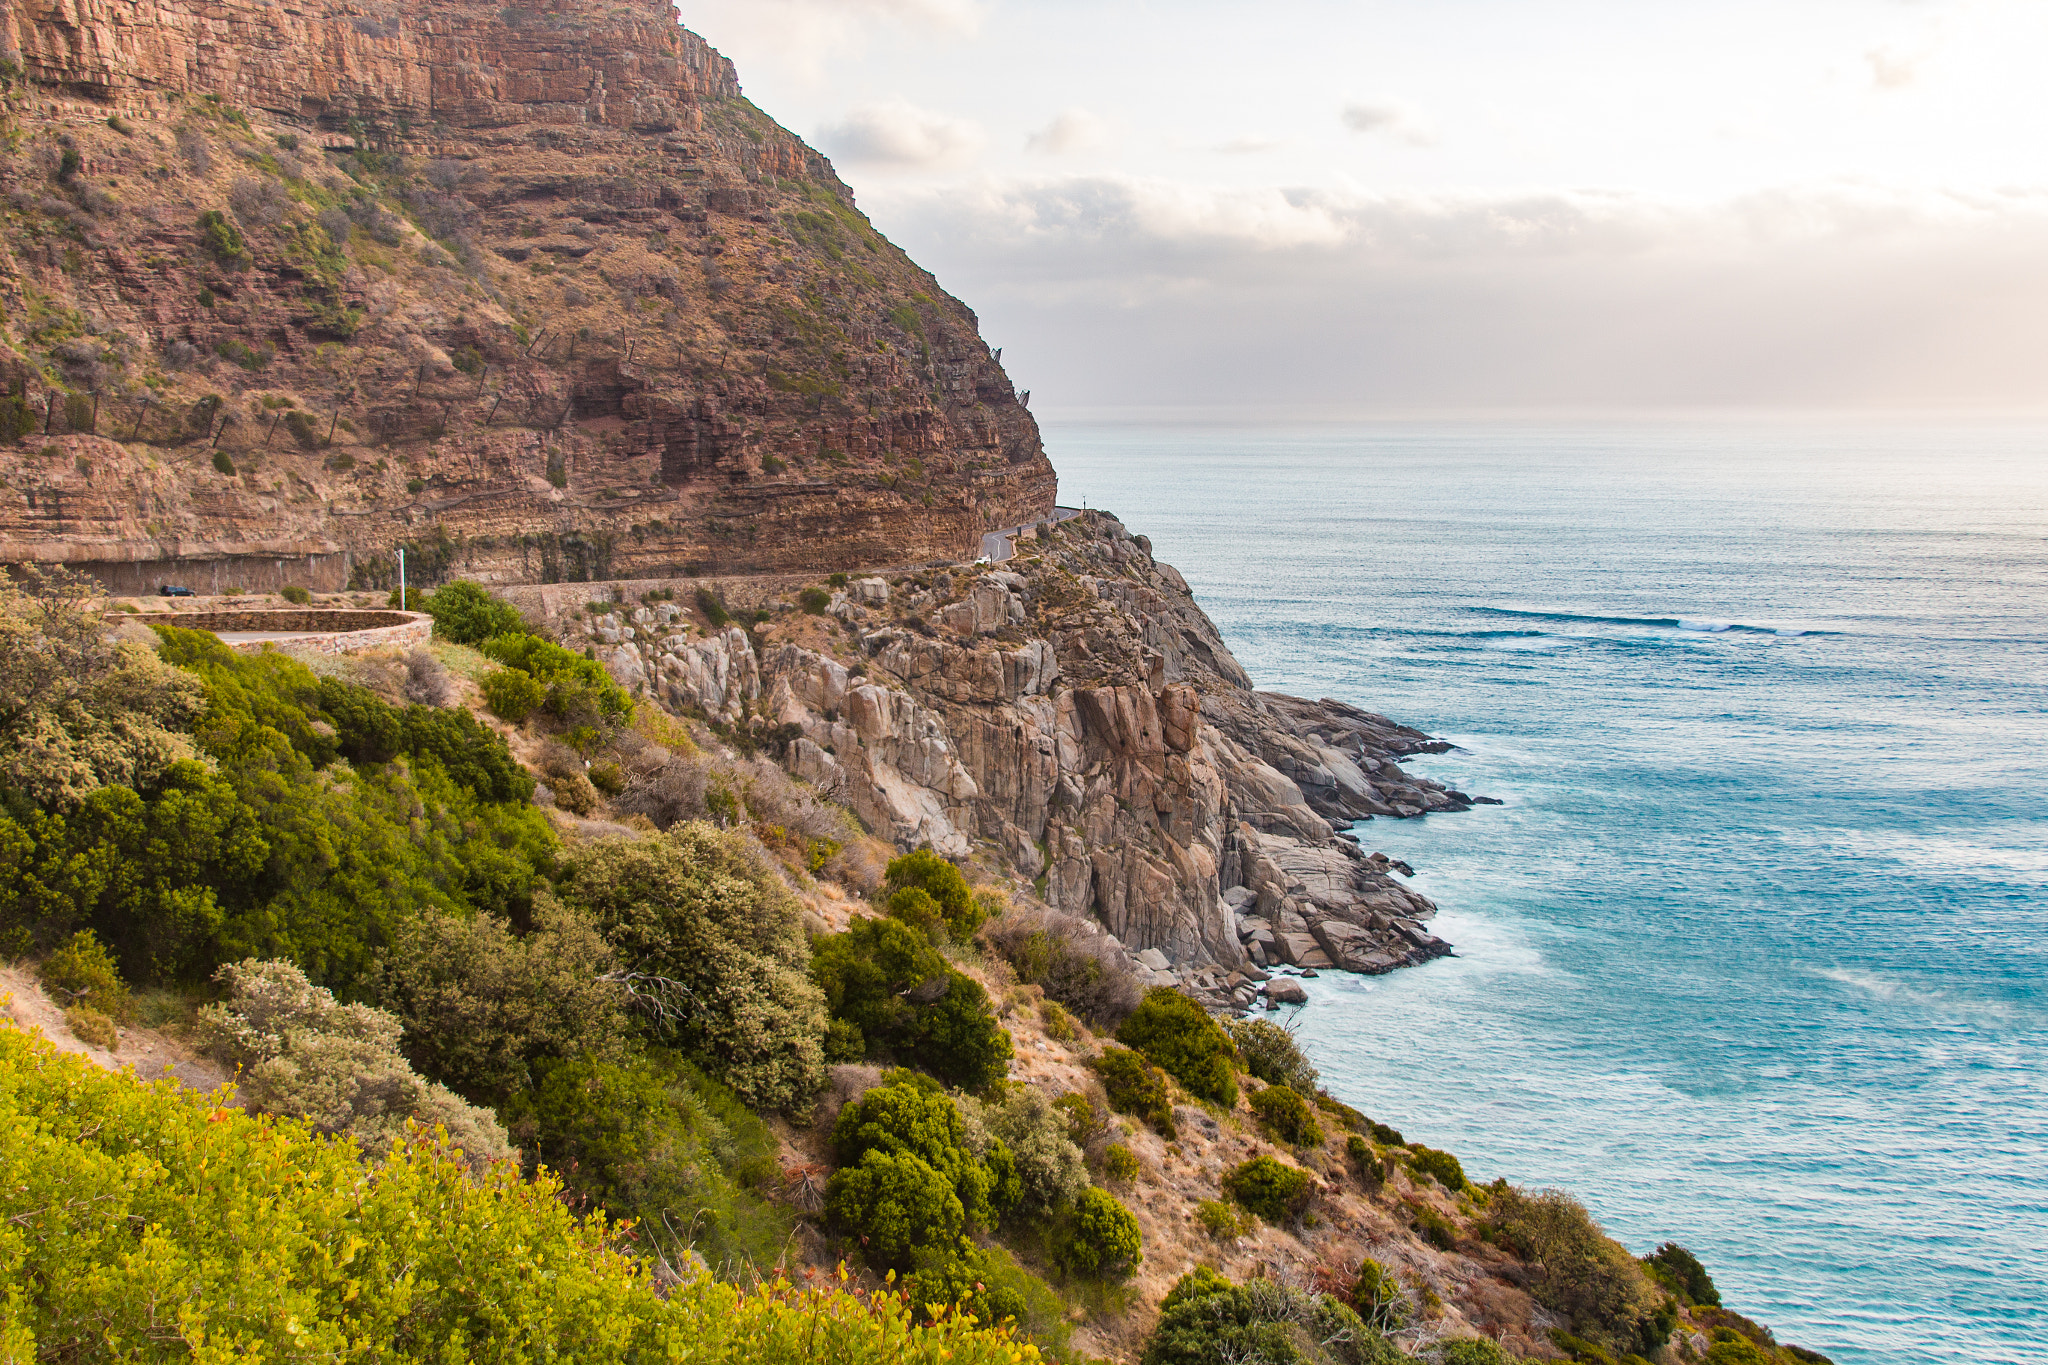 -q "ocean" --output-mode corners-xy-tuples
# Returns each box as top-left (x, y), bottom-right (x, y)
(1042, 419), (2048, 1365)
